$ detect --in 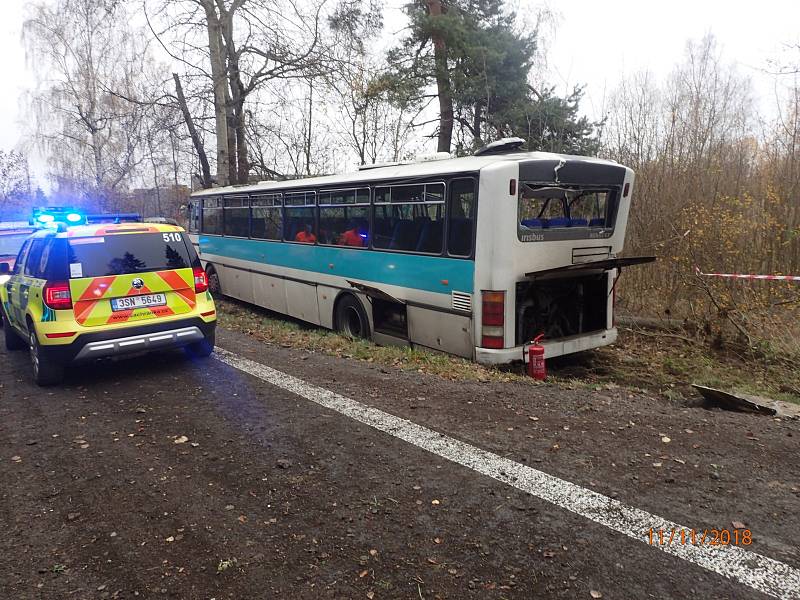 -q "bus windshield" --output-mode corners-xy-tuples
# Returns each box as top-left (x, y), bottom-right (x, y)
(518, 185), (611, 239)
